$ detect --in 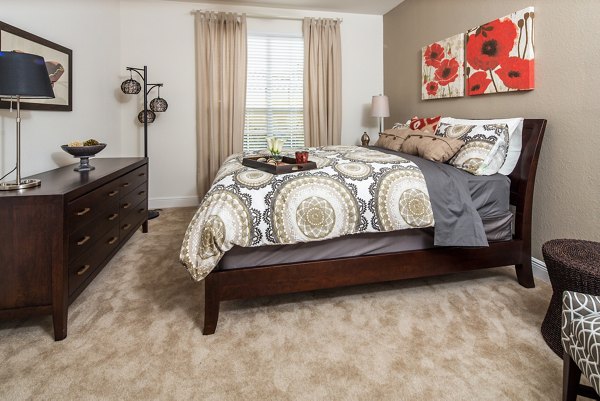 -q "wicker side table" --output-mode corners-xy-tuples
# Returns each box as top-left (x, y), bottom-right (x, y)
(541, 239), (600, 357)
